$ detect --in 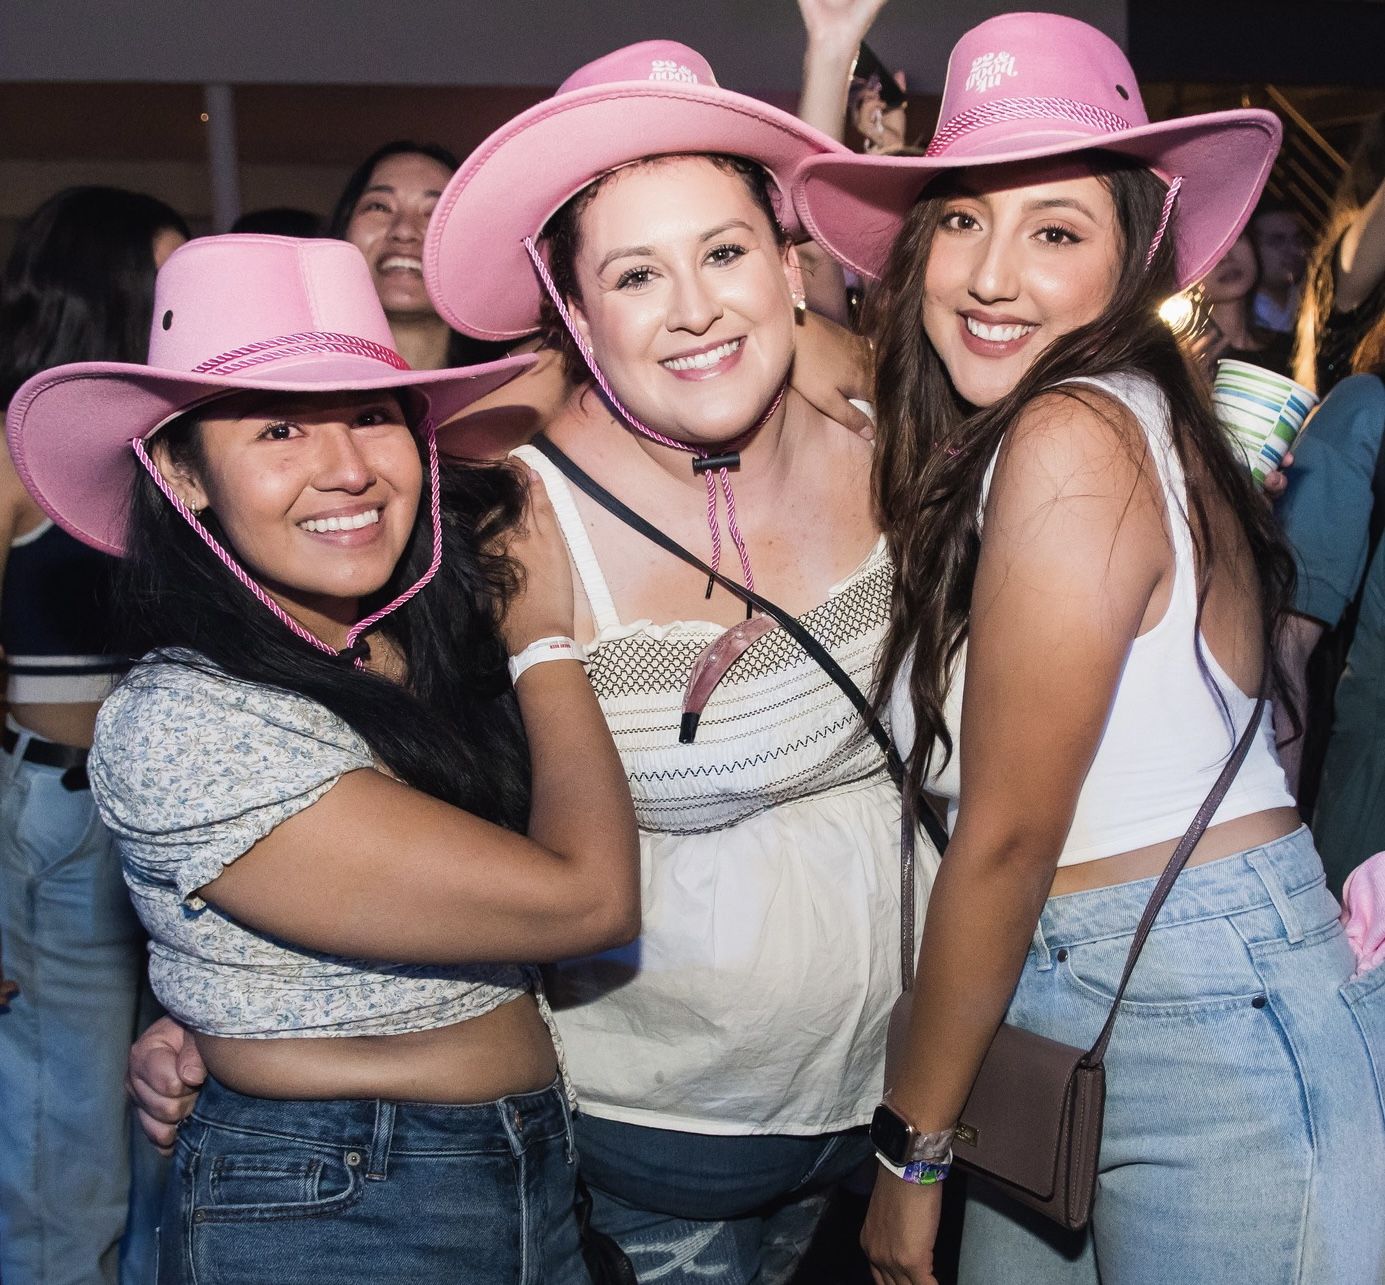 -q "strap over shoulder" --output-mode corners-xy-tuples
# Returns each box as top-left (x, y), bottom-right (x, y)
(510, 443), (621, 635)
